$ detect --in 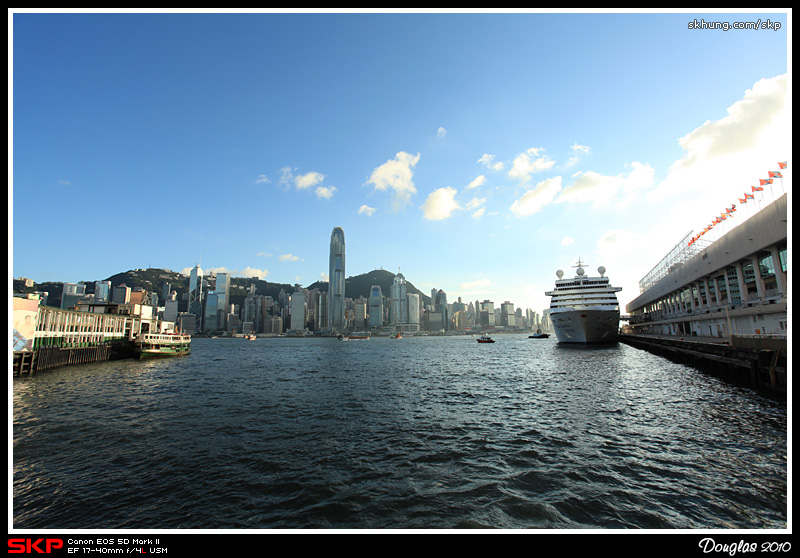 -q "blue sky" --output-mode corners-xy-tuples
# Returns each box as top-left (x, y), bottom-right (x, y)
(11, 9), (790, 314)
